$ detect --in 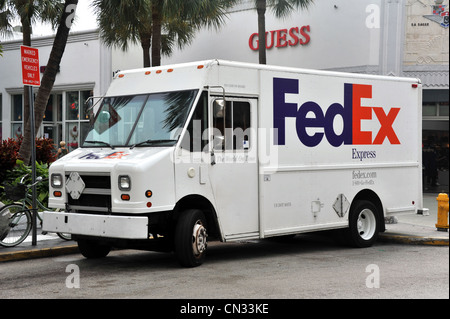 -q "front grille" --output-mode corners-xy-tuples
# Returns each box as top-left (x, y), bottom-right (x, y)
(78, 174), (111, 189)
(66, 173), (111, 213)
